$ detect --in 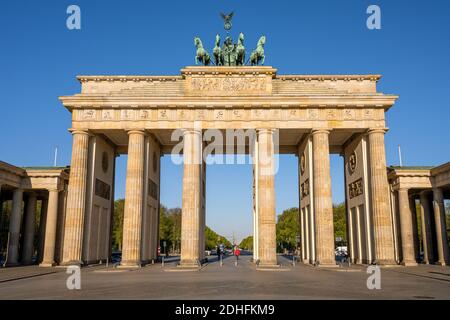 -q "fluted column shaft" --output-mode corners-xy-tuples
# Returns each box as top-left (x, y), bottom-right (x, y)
(368, 129), (396, 264)
(38, 198), (48, 263)
(433, 188), (450, 266)
(121, 130), (146, 267)
(62, 130), (89, 265)
(40, 189), (60, 267)
(312, 130), (335, 266)
(409, 196), (420, 261)
(22, 193), (37, 264)
(181, 129), (203, 266)
(420, 192), (434, 263)
(398, 189), (417, 266)
(6, 188), (23, 266)
(257, 129), (277, 266)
